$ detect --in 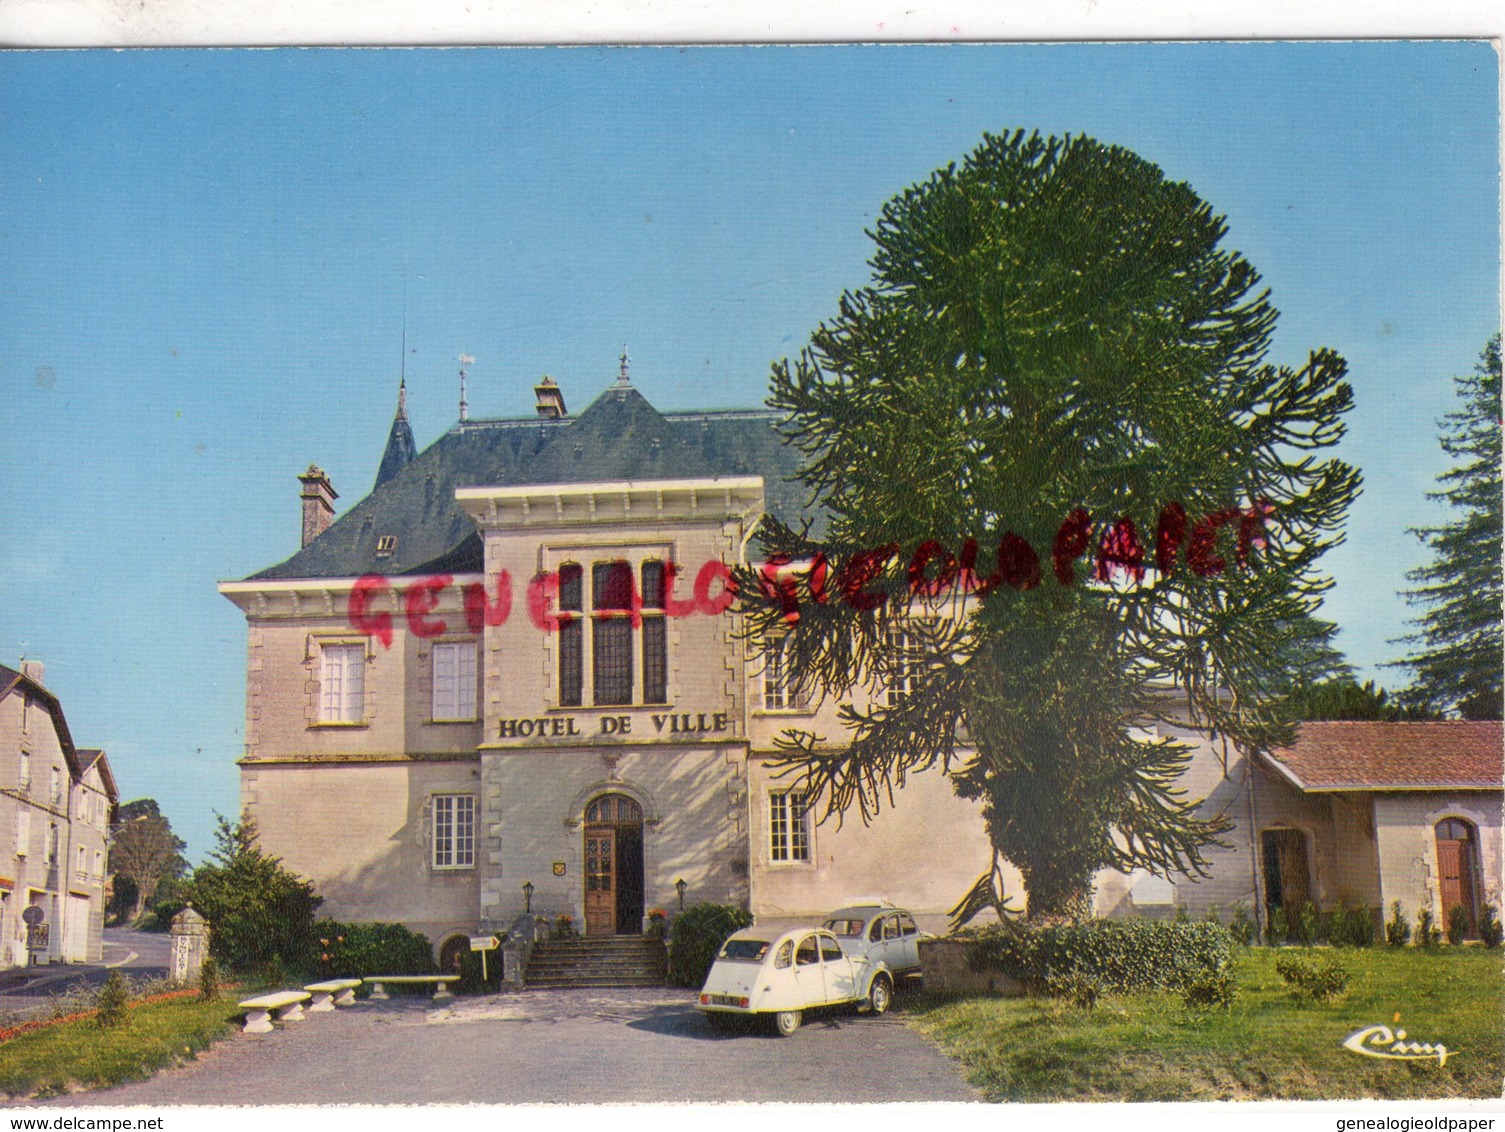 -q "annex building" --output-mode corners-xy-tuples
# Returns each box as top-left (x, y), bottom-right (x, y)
(220, 367), (1501, 965)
